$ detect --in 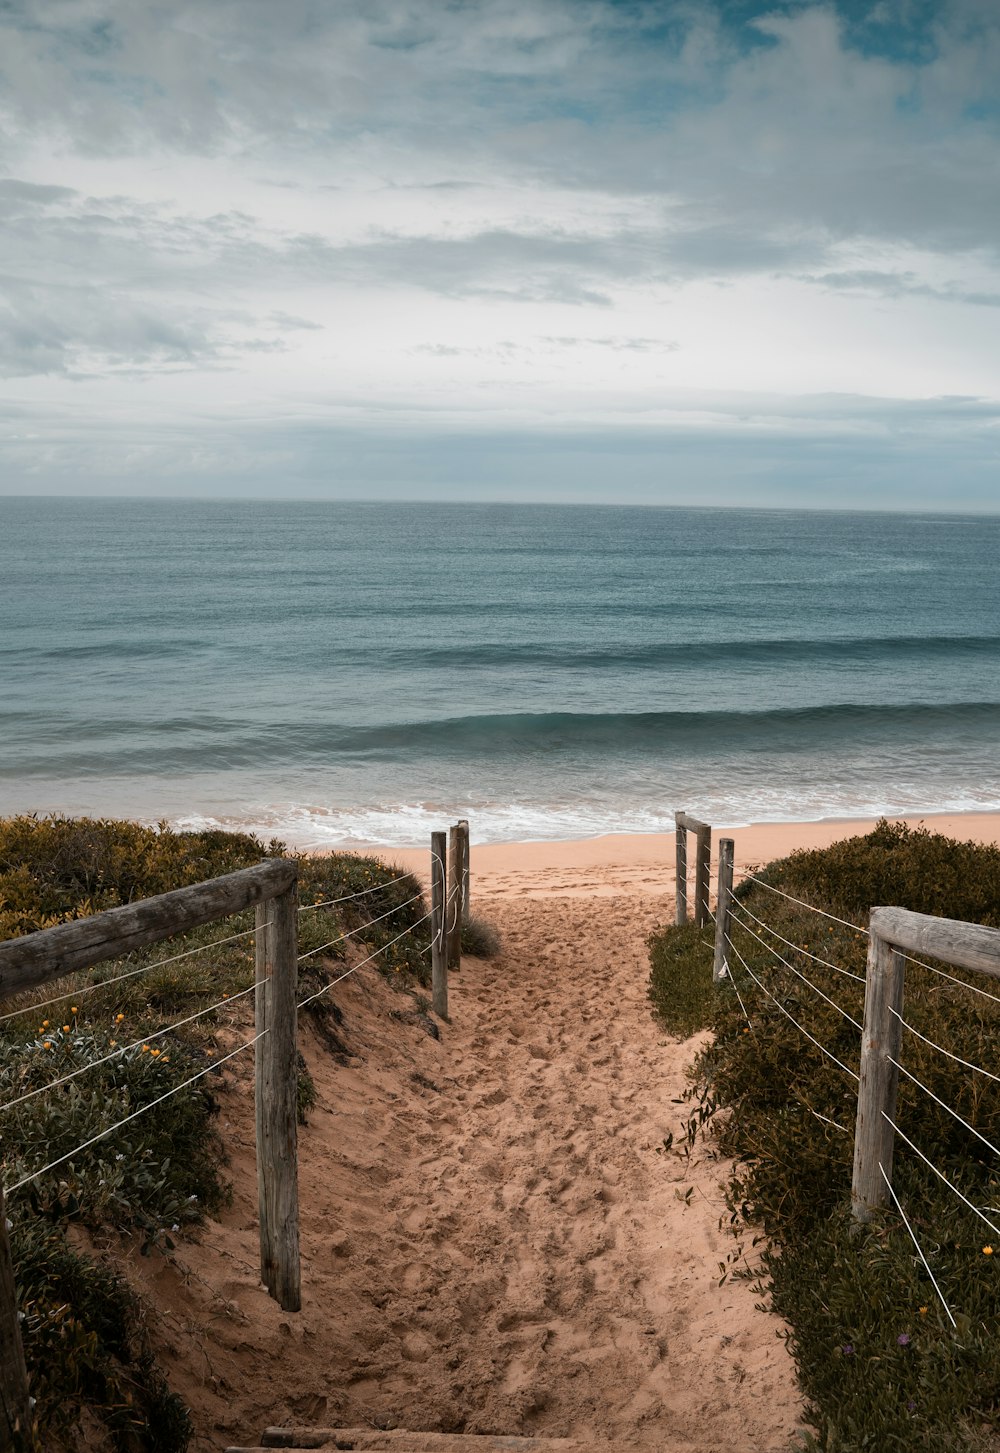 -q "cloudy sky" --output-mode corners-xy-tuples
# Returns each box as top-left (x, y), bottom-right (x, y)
(1, 0), (999, 507)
